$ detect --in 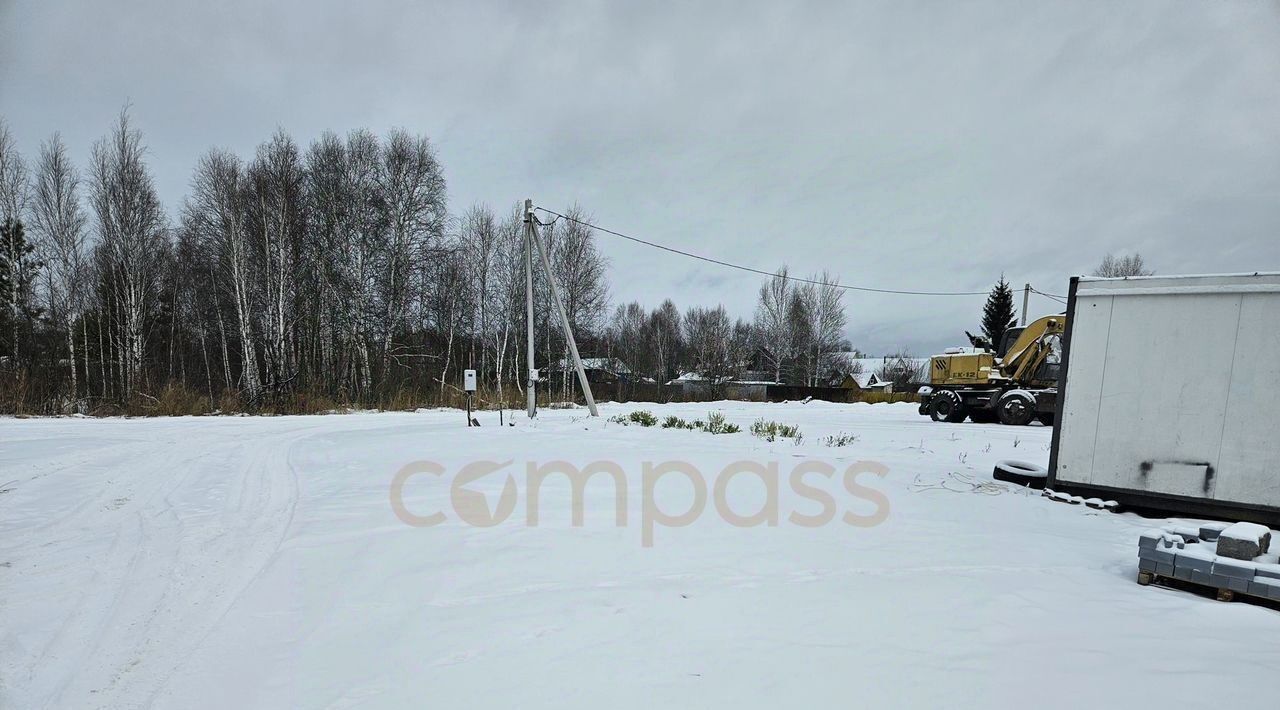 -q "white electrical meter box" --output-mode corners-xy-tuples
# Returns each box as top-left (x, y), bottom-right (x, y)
(463, 369), (477, 392)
